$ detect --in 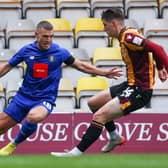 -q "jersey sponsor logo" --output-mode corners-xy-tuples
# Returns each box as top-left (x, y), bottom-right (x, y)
(29, 56), (35, 60)
(49, 55), (55, 62)
(33, 63), (48, 78)
(126, 34), (132, 40)
(125, 33), (143, 46)
(132, 36), (143, 46)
